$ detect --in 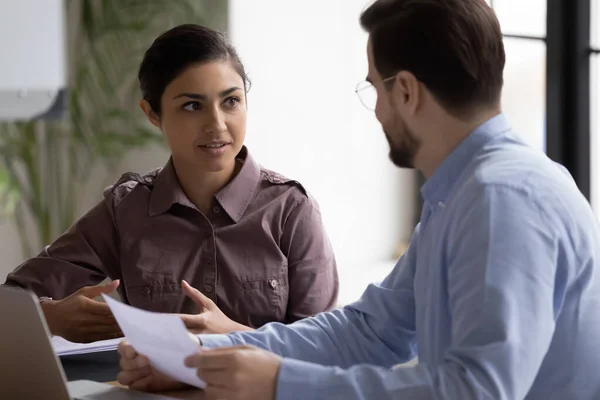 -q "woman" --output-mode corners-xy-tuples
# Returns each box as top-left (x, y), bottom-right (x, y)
(4, 24), (338, 343)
